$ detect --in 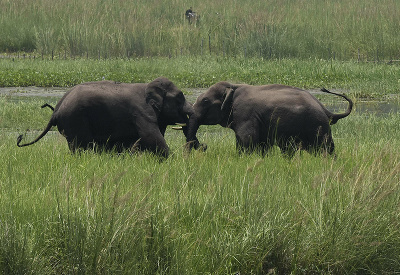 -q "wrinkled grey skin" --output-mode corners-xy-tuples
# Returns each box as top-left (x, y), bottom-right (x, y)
(17, 77), (202, 158)
(191, 82), (353, 157)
